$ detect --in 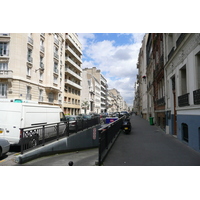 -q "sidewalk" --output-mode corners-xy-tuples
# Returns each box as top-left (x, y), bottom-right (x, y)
(103, 114), (200, 166)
